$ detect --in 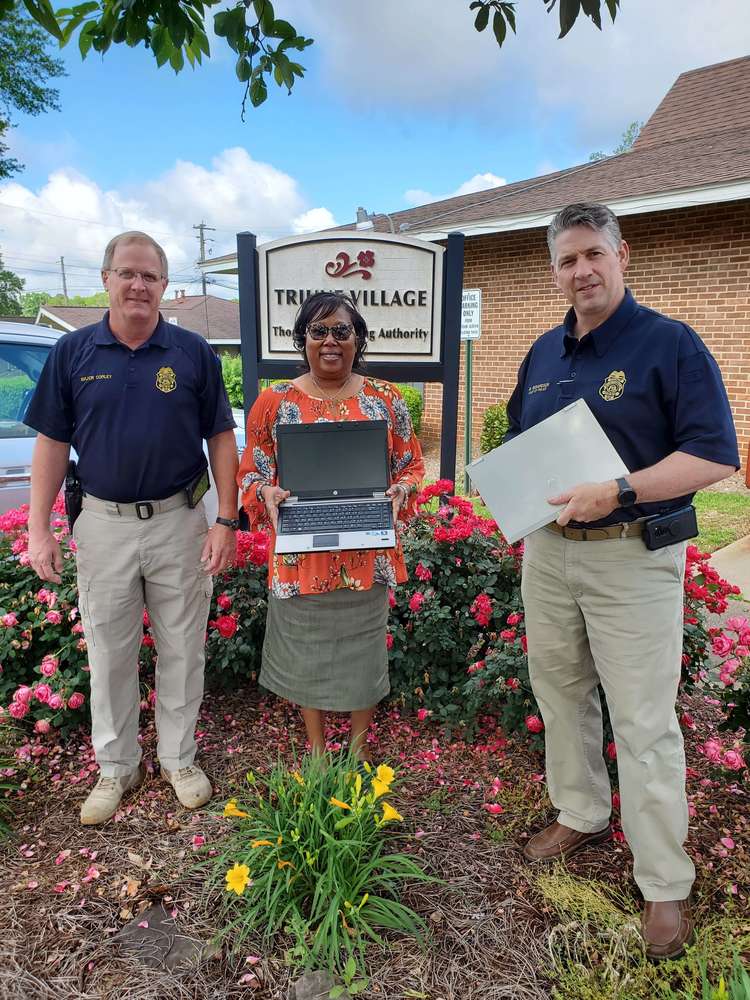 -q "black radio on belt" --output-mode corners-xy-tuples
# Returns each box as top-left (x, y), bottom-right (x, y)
(186, 468), (210, 508)
(64, 460), (83, 532)
(642, 505), (698, 551)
